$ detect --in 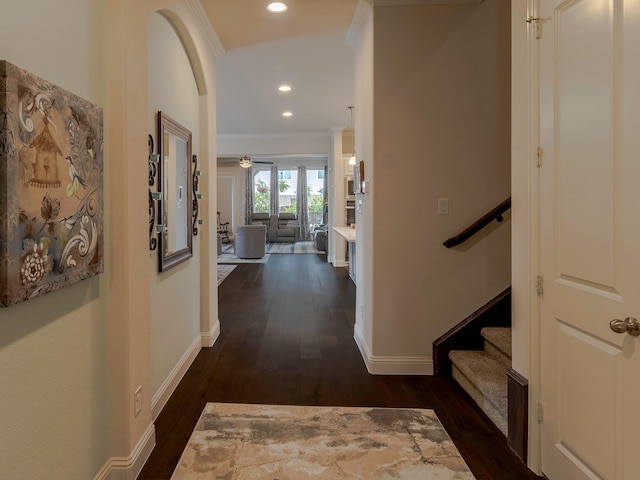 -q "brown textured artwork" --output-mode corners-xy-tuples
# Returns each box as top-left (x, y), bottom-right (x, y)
(0, 61), (103, 306)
